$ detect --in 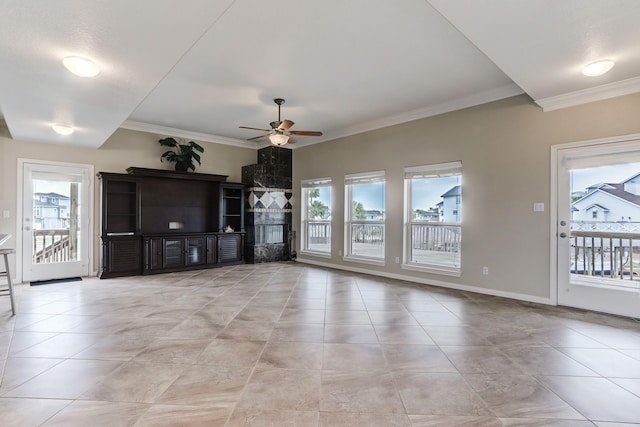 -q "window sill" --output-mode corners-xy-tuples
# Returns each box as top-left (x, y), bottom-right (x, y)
(299, 250), (332, 259)
(343, 255), (385, 267)
(401, 263), (462, 277)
